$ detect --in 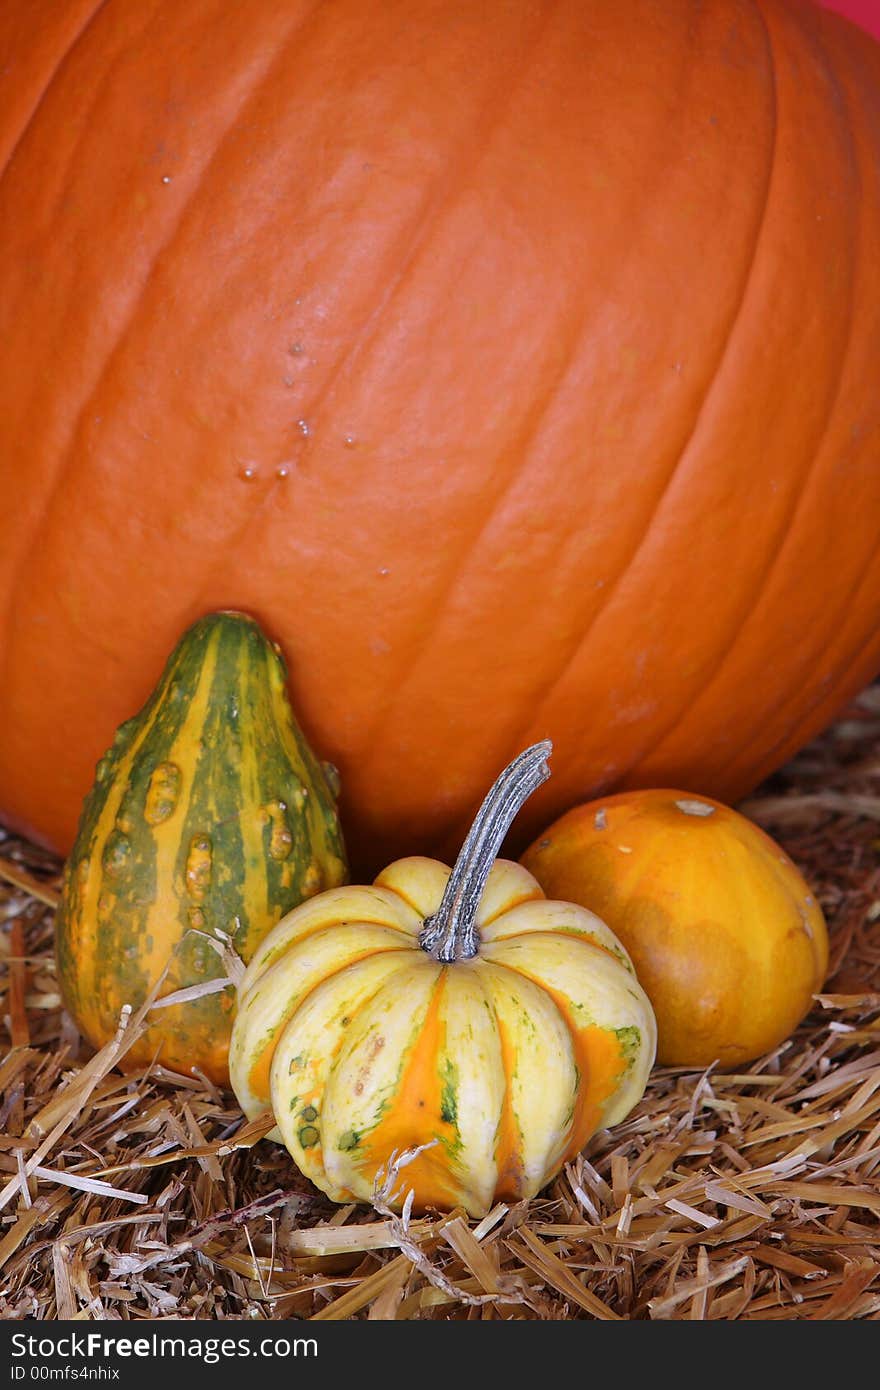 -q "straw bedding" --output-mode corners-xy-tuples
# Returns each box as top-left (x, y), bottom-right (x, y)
(1, 688), (879, 1321)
